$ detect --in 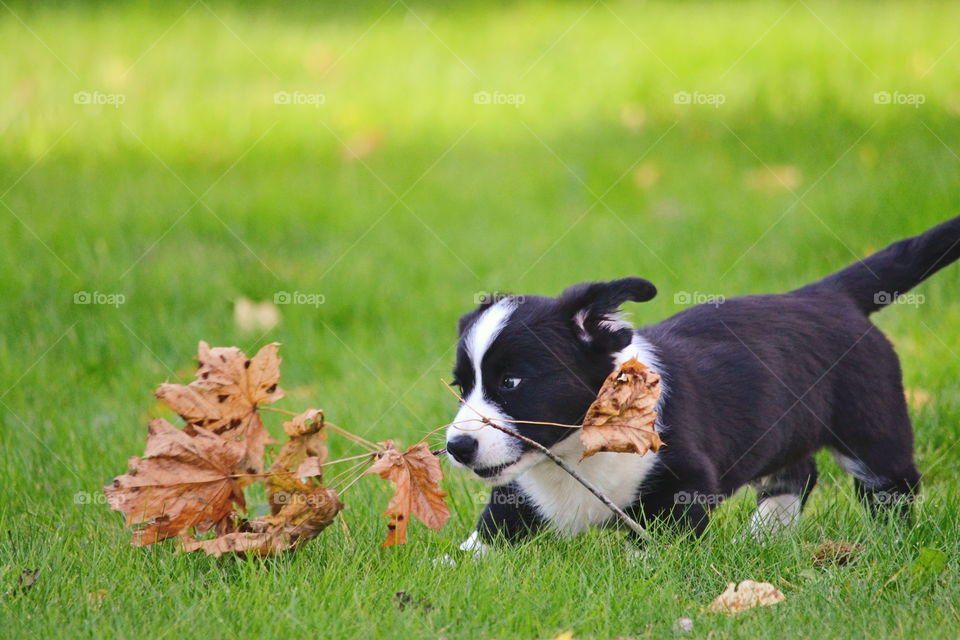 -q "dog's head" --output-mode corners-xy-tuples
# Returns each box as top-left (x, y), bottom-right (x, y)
(445, 277), (657, 485)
